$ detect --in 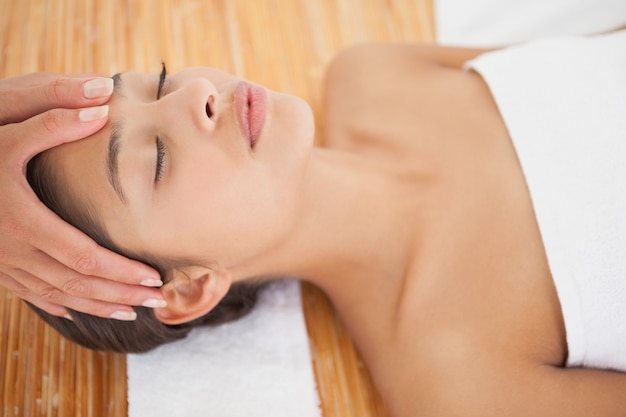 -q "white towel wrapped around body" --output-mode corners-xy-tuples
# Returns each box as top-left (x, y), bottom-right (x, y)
(465, 30), (626, 370)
